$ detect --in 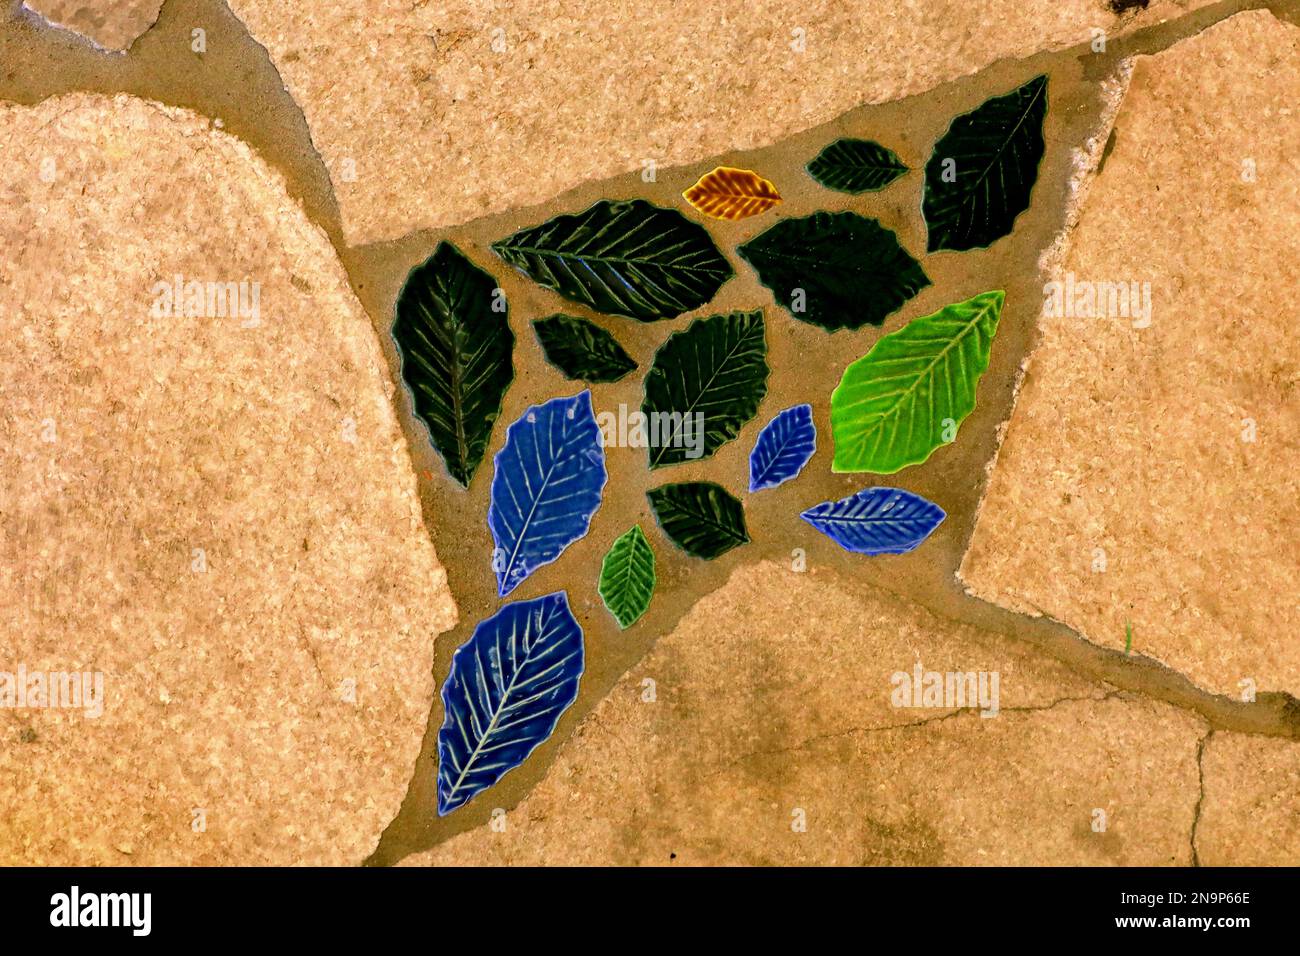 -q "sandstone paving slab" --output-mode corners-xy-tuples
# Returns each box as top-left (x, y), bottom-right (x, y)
(1196, 732), (1300, 866)
(0, 92), (457, 864)
(22, 0), (163, 50)
(224, 0), (1210, 244)
(404, 561), (1206, 866)
(960, 10), (1300, 700)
